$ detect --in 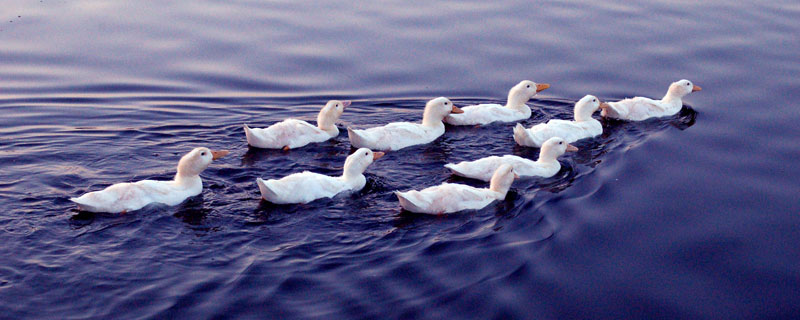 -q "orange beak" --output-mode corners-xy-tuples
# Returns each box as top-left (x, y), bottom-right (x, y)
(566, 144), (578, 152)
(342, 100), (352, 108)
(513, 172), (520, 179)
(692, 85), (702, 92)
(450, 105), (464, 114)
(373, 151), (385, 160)
(536, 83), (550, 92)
(211, 150), (230, 160)
(599, 102), (611, 111)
